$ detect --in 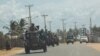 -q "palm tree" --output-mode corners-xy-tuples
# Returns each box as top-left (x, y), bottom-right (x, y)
(19, 19), (26, 28)
(3, 20), (19, 35)
(3, 20), (19, 48)
(19, 18), (26, 33)
(0, 31), (4, 49)
(10, 20), (18, 32)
